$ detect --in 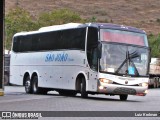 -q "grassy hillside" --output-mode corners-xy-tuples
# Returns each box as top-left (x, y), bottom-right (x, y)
(5, 0), (160, 35)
